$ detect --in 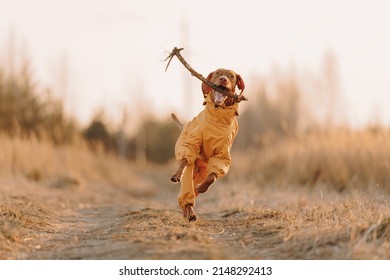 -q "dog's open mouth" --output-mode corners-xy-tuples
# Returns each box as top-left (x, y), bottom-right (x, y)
(213, 84), (230, 105)
(213, 91), (227, 105)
